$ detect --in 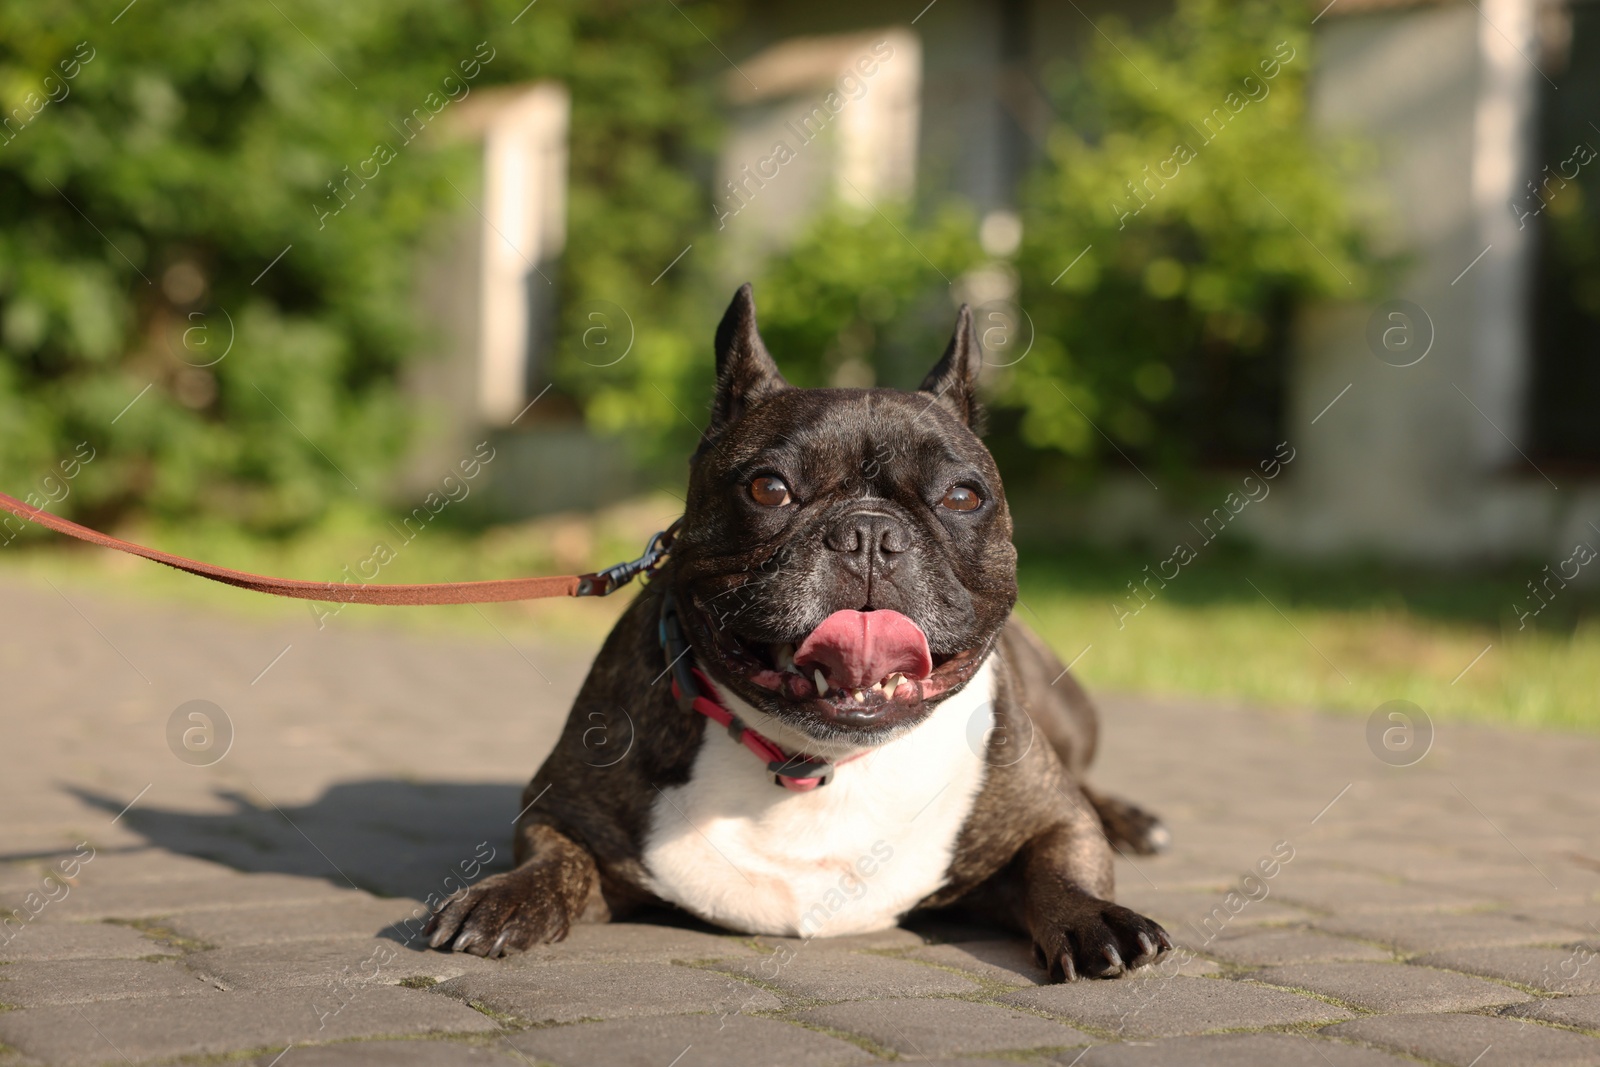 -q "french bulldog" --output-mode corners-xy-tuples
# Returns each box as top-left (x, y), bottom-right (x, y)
(425, 284), (1173, 981)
